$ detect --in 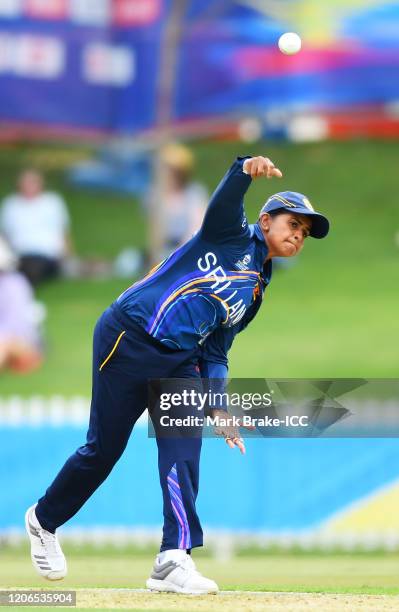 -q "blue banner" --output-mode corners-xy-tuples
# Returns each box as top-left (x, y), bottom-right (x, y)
(0, 0), (168, 132)
(0, 1), (398, 134)
(1, 421), (399, 532)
